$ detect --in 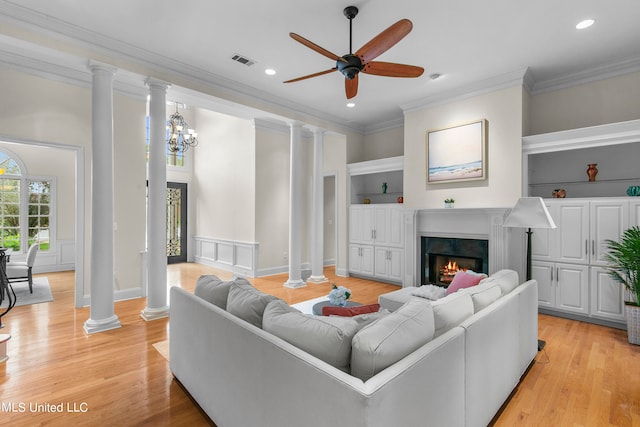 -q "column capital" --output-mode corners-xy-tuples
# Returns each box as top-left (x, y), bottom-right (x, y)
(310, 127), (326, 136)
(145, 77), (171, 91)
(288, 121), (304, 130)
(87, 60), (117, 76)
